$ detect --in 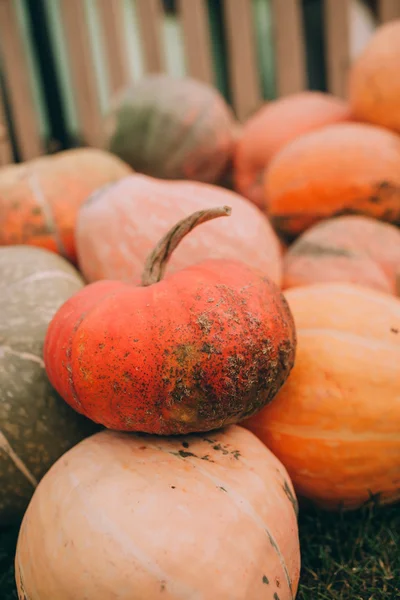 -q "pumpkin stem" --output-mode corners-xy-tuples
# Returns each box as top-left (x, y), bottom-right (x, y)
(141, 205), (232, 286)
